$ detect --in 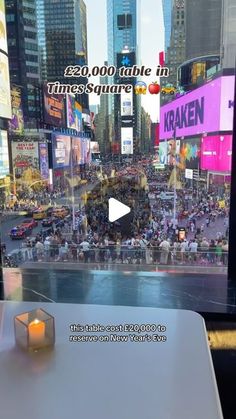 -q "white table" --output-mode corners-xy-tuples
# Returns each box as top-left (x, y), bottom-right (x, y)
(0, 302), (223, 419)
